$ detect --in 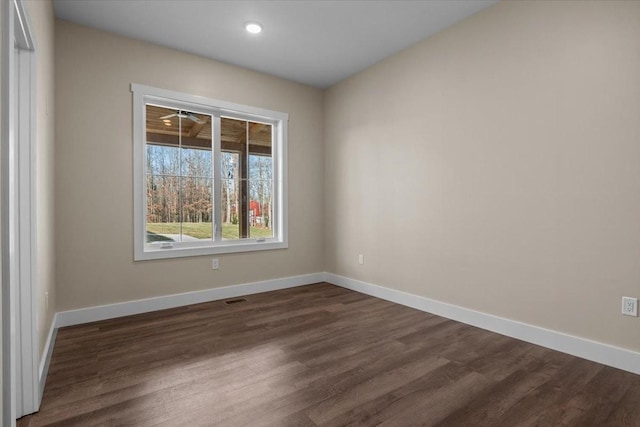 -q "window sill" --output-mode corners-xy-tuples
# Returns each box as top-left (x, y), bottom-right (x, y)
(134, 240), (288, 261)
